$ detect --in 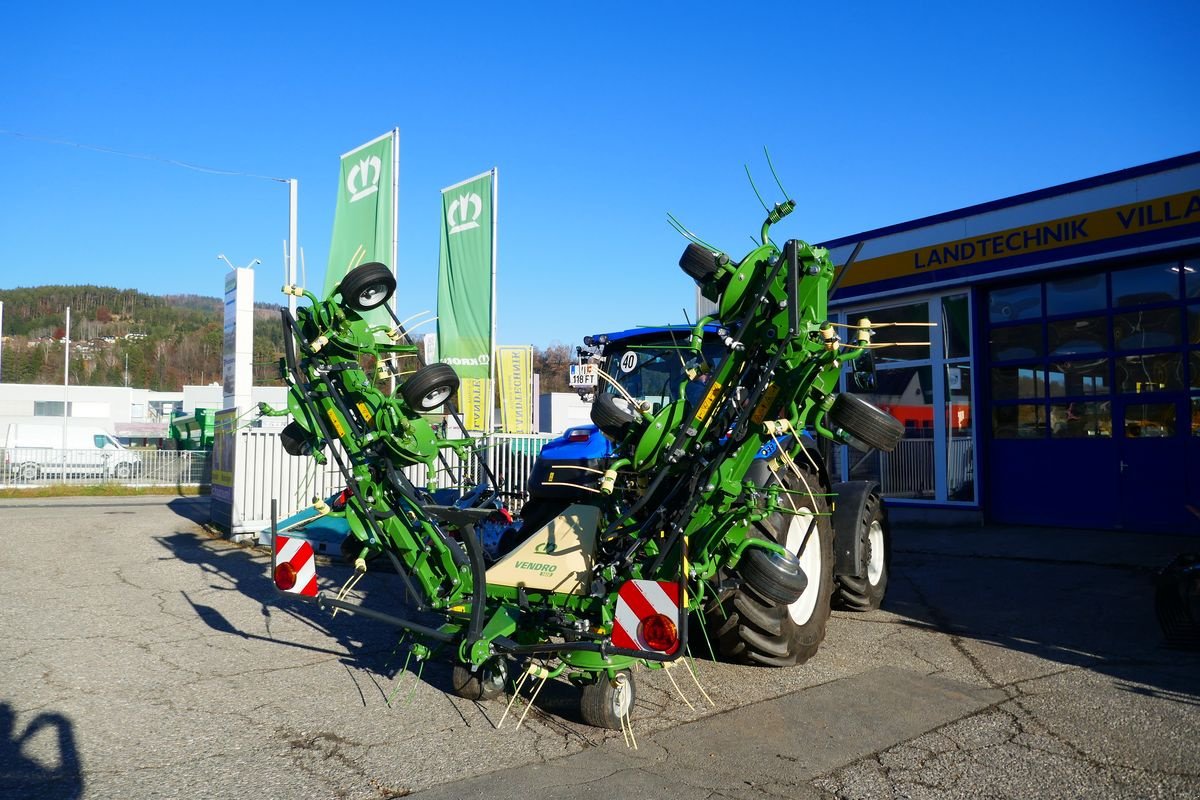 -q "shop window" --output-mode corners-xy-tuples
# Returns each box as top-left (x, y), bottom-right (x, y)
(1187, 307), (1200, 344)
(992, 366), (1043, 400)
(1123, 402), (1176, 438)
(989, 283), (1041, 323)
(1114, 308), (1180, 351)
(1112, 262), (1180, 307)
(1185, 261), (1200, 299)
(865, 302), (931, 364)
(1192, 397), (1200, 436)
(946, 364), (974, 501)
(1046, 274), (1106, 316)
(941, 295), (971, 359)
(1047, 360), (1109, 396)
(990, 323), (1043, 362)
(1048, 316), (1107, 356)
(34, 401), (71, 417)
(1050, 402), (1111, 438)
(1117, 353), (1183, 393)
(992, 404), (1045, 439)
(1191, 351), (1200, 391)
